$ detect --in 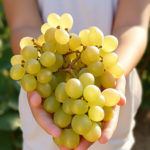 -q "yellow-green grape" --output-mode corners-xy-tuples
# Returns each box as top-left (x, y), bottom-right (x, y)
(55, 72), (66, 83)
(65, 78), (83, 99)
(71, 99), (88, 115)
(88, 61), (104, 77)
(72, 114), (92, 135)
(20, 37), (34, 49)
(54, 108), (72, 128)
(10, 64), (25, 80)
(43, 95), (60, 113)
(42, 42), (56, 53)
(56, 42), (69, 54)
(10, 55), (24, 66)
(61, 129), (80, 149)
(24, 59), (41, 75)
(41, 23), (51, 34)
(83, 85), (101, 102)
(88, 94), (105, 107)
(103, 52), (118, 68)
(55, 82), (68, 103)
(37, 34), (45, 46)
(88, 26), (104, 46)
(79, 29), (90, 46)
(40, 51), (56, 67)
(102, 88), (120, 107)
(102, 35), (118, 52)
(37, 82), (52, 98)
(53, 136), (63, 146)
(37, 69), (52, 83)
(47, 13), (60, 28)
(103, 106), (114, 121)
(55, 29), (69, 45)
(21, 74), (37, 92)
(44, 28), (56, 43)
(69, 33), (81, 50)
(88, 106), (104, 122)
(79, 72), (95, 88)
(62, 99), (74, 115)
(84, 122), (101, 142)
(21, 46), (38, 61)
(95, 76), (101, 87)
(81, 46), (100, 65)
(107, 62), (124, 78)
(99, 71), (116, 88)
(78, 68), (88, 76)
(99, 49), (107, 57)
(50, 75), (58, 91)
